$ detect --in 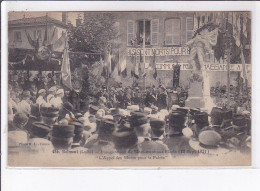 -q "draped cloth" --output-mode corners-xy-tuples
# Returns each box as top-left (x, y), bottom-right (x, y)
(186, 28), (218, 70)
